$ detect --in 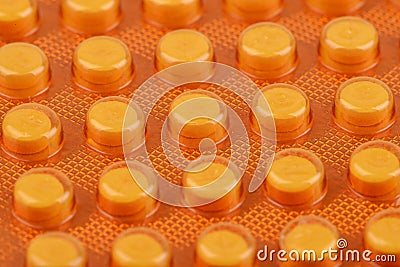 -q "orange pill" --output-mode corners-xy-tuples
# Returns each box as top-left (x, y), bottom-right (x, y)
(306, 0), (365, 16)
(348, 141), (400, 200)
(0, 42), (50, 99)
(195, 223), (256, 267)
(364, 209), (400, 266)
(97, 161), (158, 219)
(61, 0), (121, 34)
(279, 216), (339, 267)
(319, 16), (379, 73)
(73, 36), (134, 92)
(333, 77), (395, 135)
(111, 228), (171, 267)
(13, 168), (75, 228)
(2, 103), (63, 161)
(26, 232), (87, 267)
(0, 0), (39, 39)
(85, 97), (145, 154)
(155, 29), (214, 71)
(237, 22), (297, 79)
(266, 148), (326, 207)
(182, 156), (243, 213)
(168, 90), (228, 148)
(251, 84), (312, 141)
(143, 0), (202, 28)
(224, 0), (283, 21)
